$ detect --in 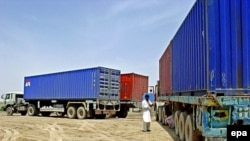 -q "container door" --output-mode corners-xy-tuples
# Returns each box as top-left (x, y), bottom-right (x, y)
(110, 70), (120, 100)
(99, 68), (120, 100)
(99, 69), (109, 99)
(120, 74), (132, 100)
